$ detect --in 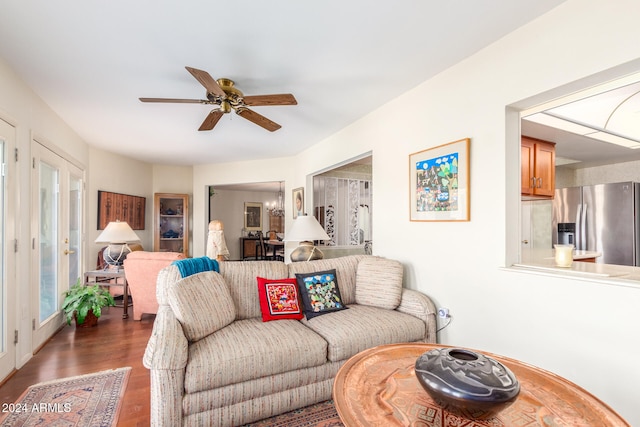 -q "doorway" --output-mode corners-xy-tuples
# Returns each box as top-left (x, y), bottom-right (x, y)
(30, 140), (84, 351)
(312, 154), (372, 255)
(208, 181), (282, 260)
